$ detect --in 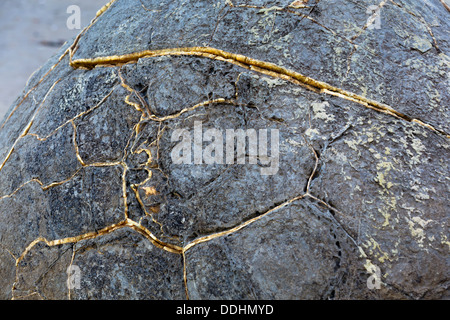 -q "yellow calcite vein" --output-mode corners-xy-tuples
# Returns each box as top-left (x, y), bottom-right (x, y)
(69, 46), (448, 138)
